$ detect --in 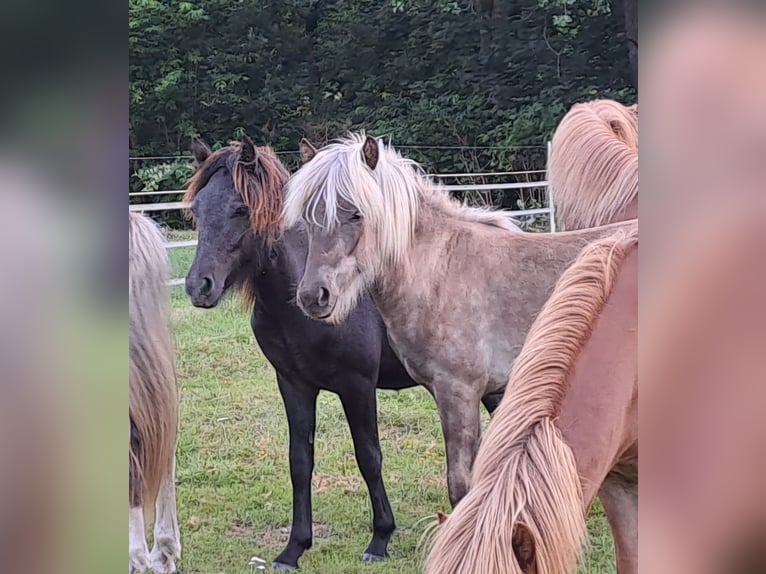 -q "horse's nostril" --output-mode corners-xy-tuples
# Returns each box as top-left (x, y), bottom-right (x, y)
(317, 286), (330, 307)
(200, 276), (213, 296)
